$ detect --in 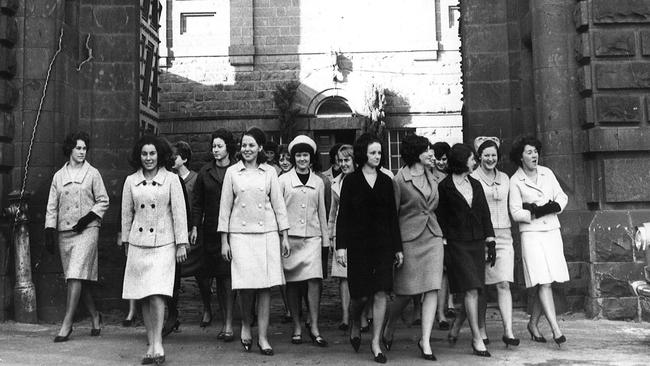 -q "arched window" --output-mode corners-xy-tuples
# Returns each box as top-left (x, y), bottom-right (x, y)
(315, 96), (352, 117)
